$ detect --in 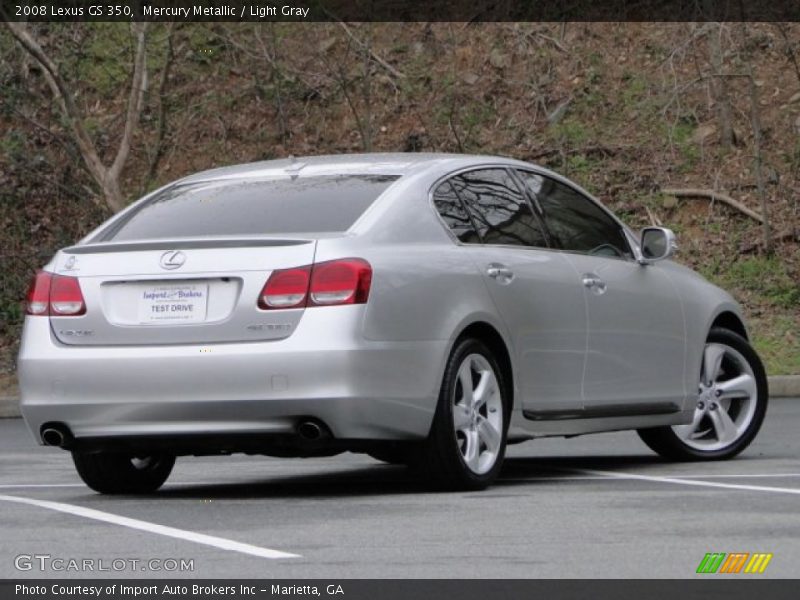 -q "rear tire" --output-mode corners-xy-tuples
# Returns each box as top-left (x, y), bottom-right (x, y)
(72, 451), (175, 494)
(637, 327), (768, 461)
(413, 338), (510, 490)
